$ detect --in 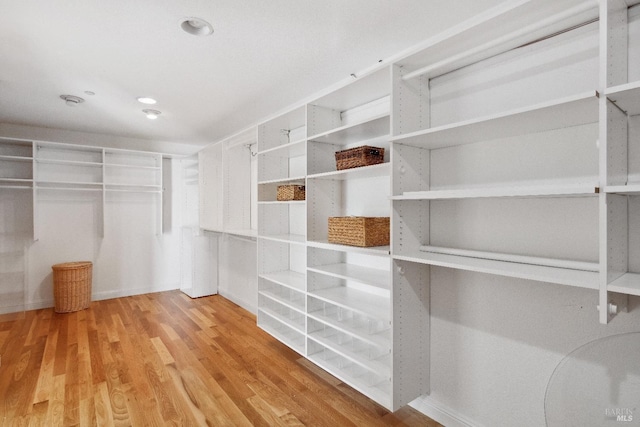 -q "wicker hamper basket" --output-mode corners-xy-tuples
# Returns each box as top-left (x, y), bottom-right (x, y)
(328, 217), (390, 247)
(335, 146), (384, 171)
(52, 261), (92, 313)
(277, 185), (306, 201)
